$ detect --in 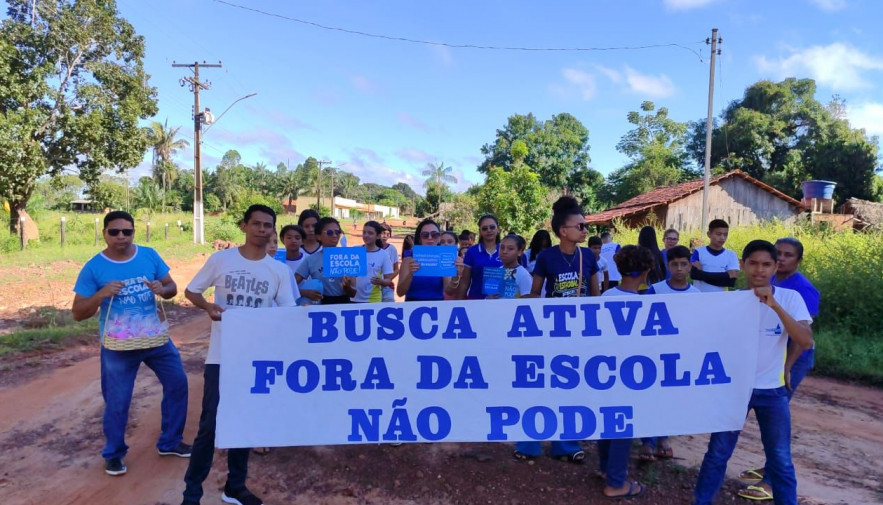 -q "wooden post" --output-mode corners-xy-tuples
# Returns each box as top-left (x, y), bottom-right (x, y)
(61, 216), (66, 247)
(177, 219), (182, 233)
(164, 223), (169, 240)
(94, 217), (100, 246)
(19, 216), (25, 251)
(146, 221), (151, 242)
